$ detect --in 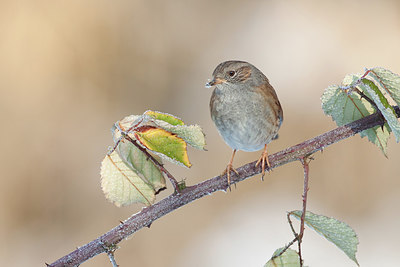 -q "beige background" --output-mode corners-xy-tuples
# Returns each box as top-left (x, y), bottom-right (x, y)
(1, 1), (400, 266)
